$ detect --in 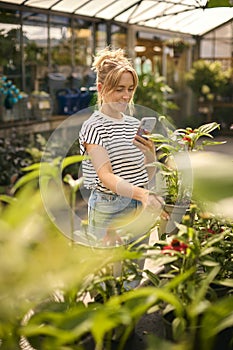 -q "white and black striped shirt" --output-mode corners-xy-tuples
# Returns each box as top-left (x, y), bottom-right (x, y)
(79, 111), (149, 193)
